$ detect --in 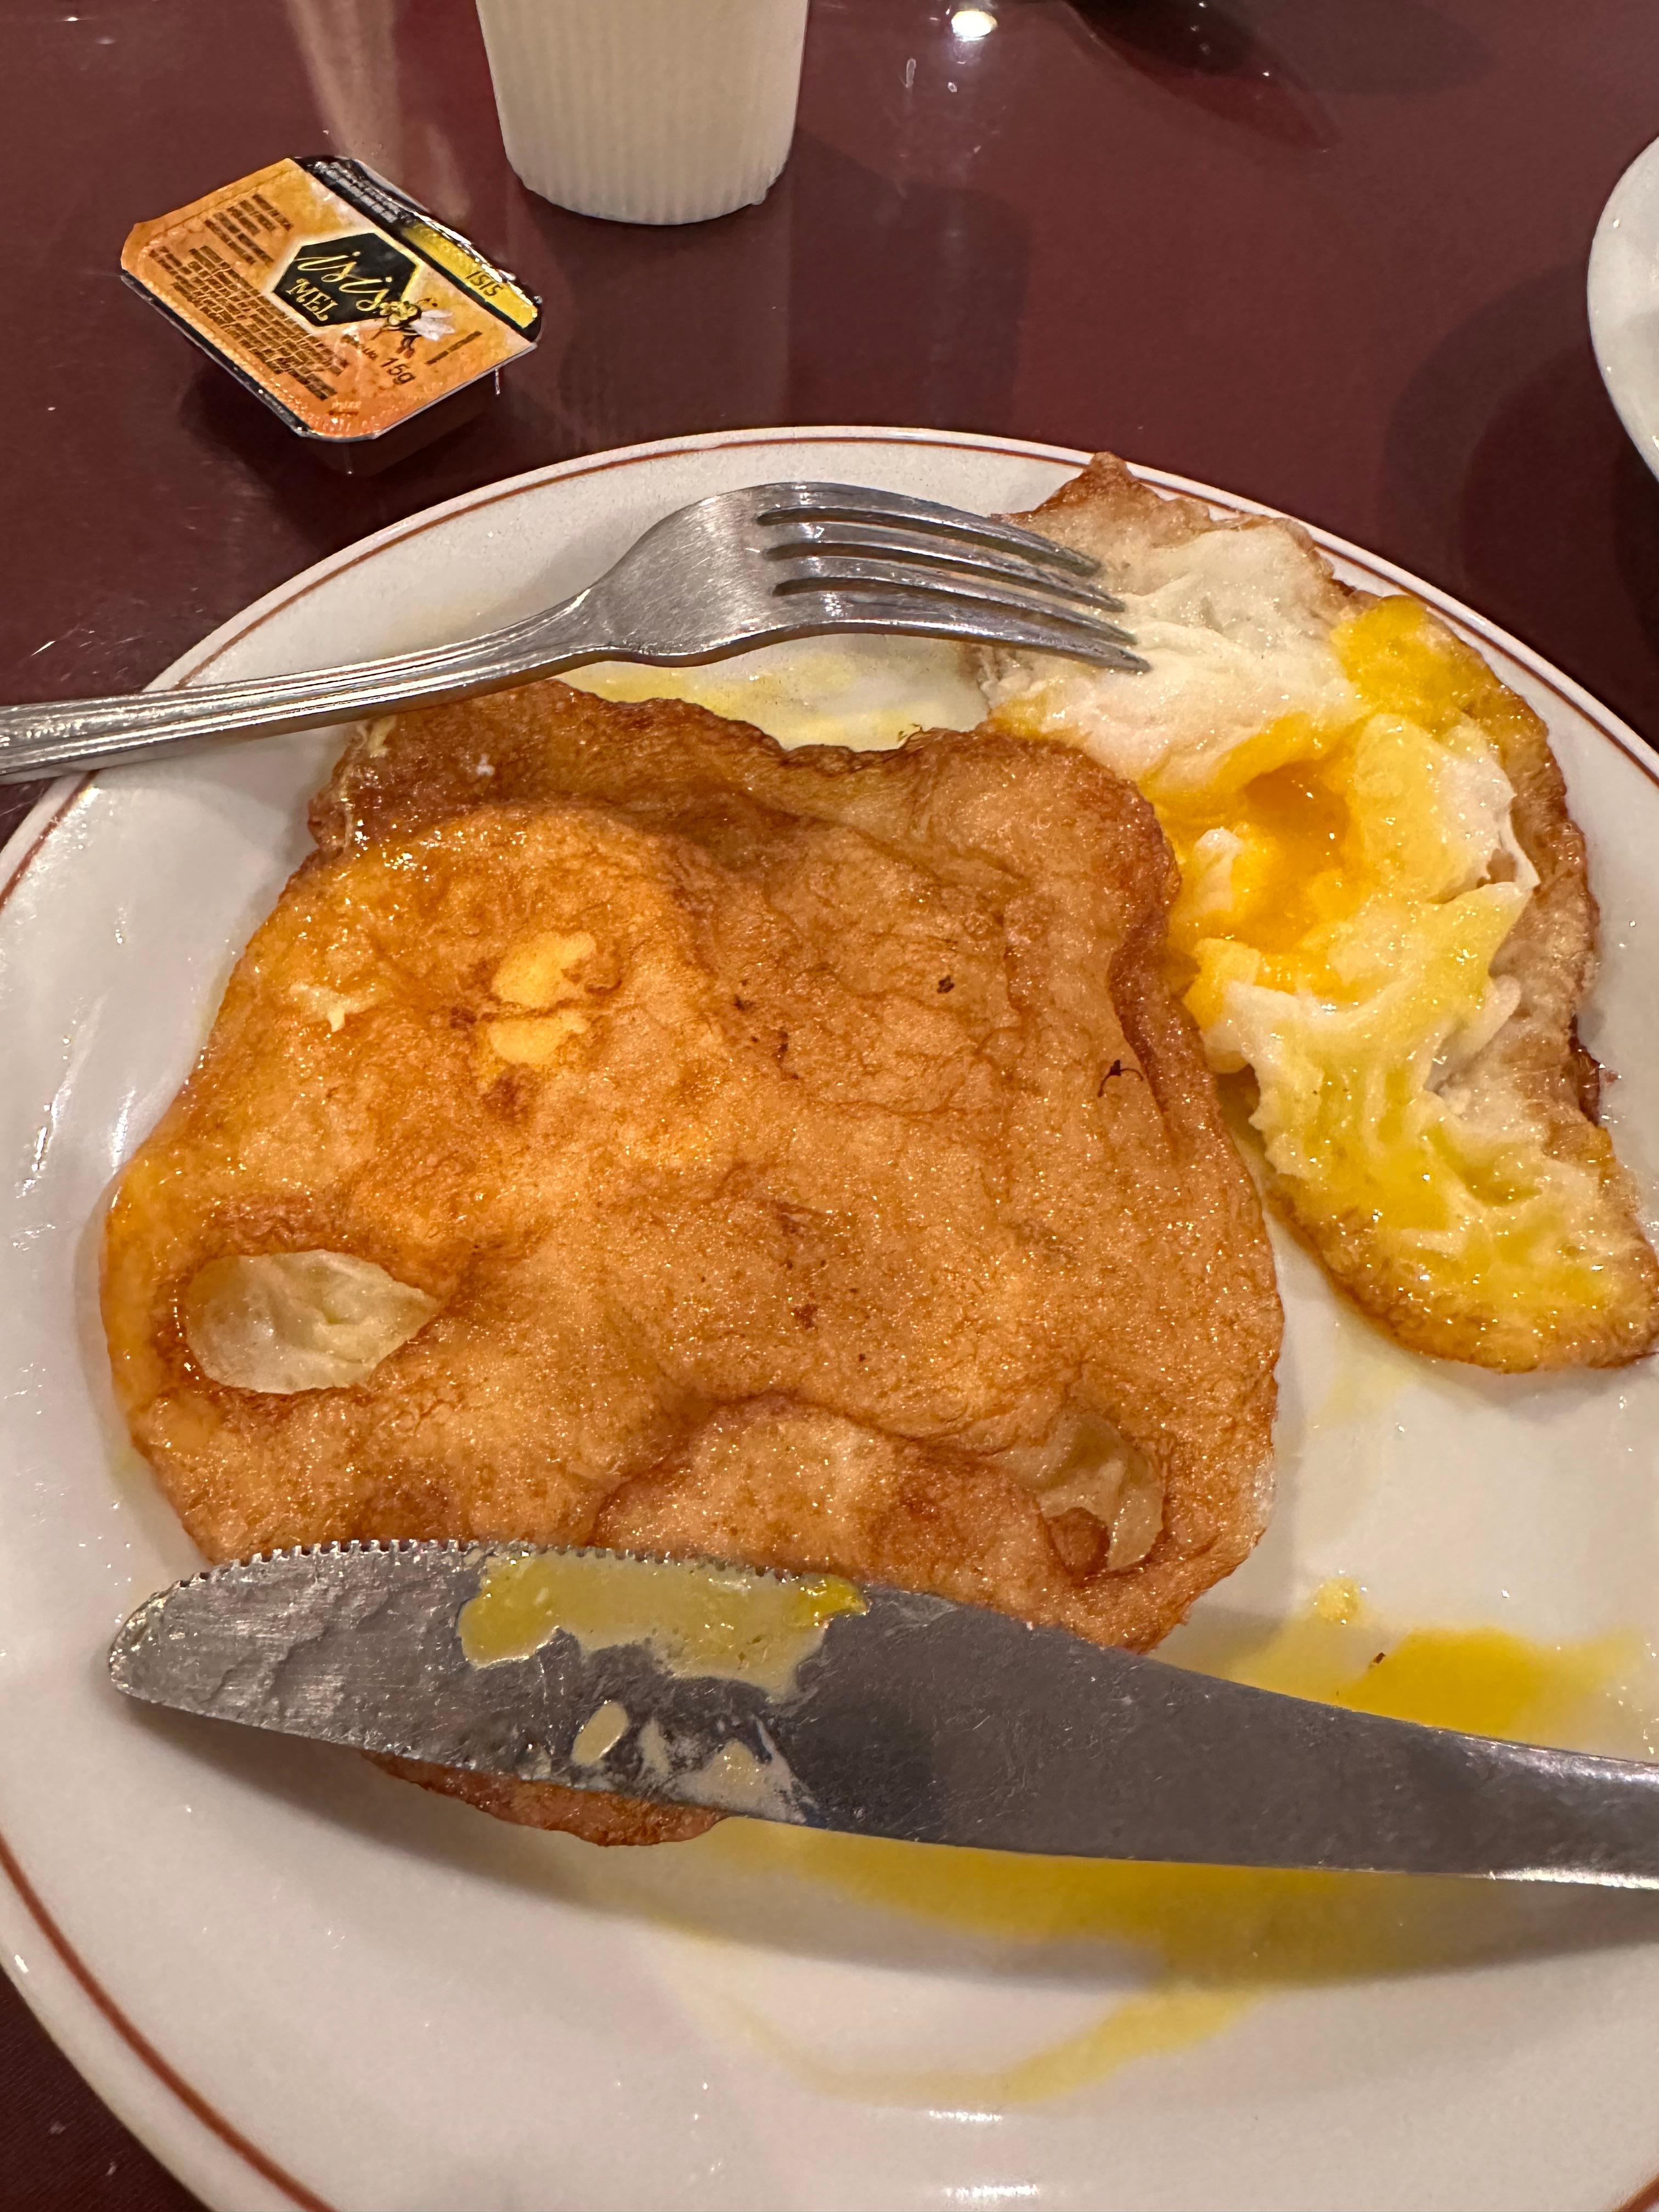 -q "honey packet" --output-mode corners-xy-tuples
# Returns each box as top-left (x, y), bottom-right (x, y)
(122, 157), (541, 472)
